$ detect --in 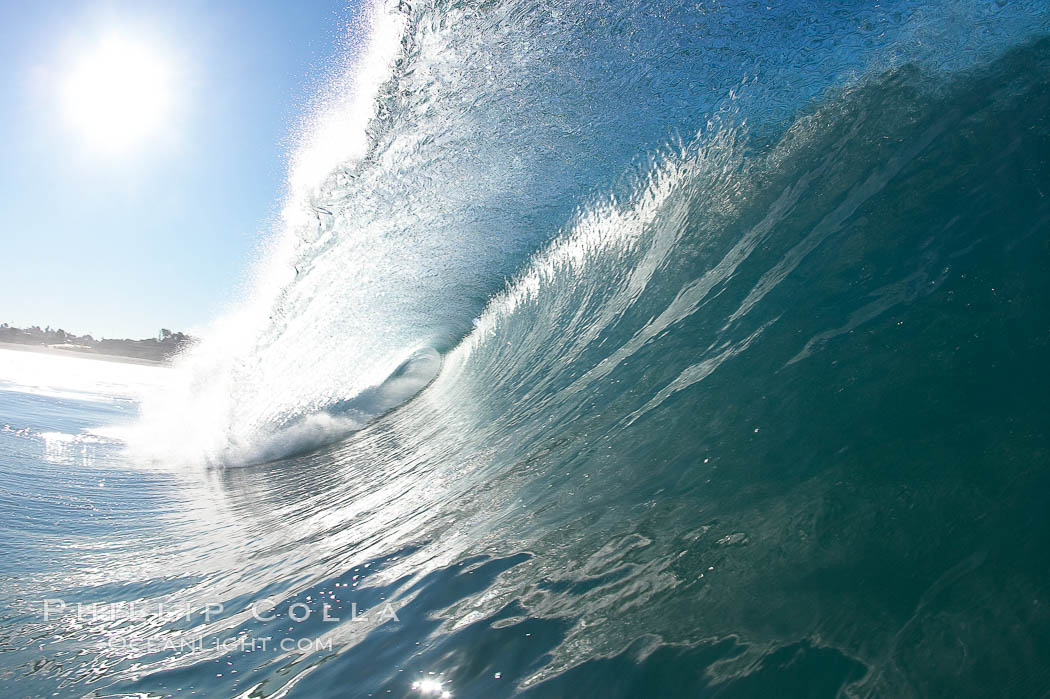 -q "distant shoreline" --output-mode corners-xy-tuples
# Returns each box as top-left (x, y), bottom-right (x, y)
(0, 342), (167, 367)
